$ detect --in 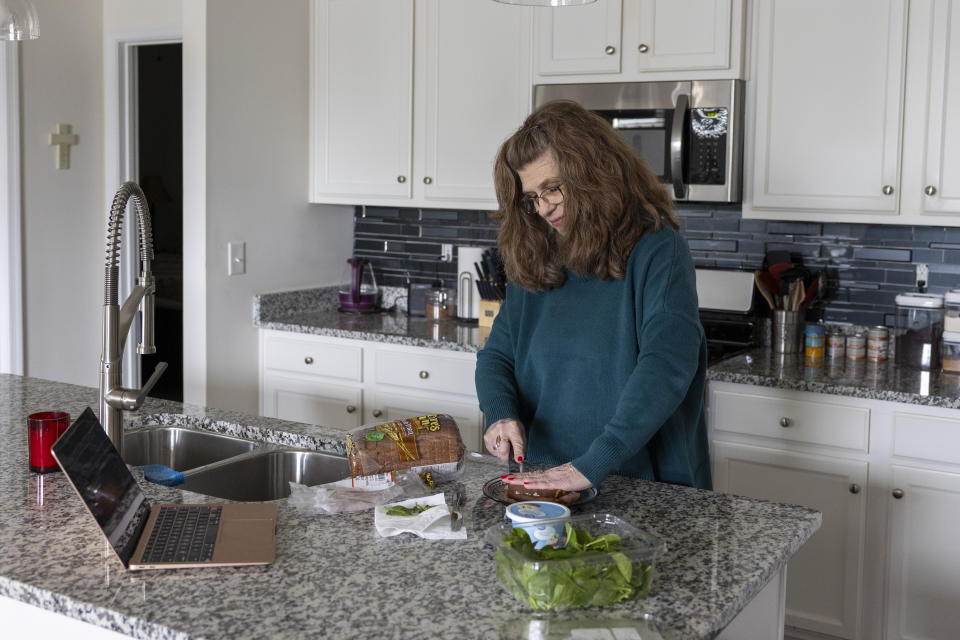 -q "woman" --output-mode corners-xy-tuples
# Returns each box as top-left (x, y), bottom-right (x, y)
(475, 99), (711, 495)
